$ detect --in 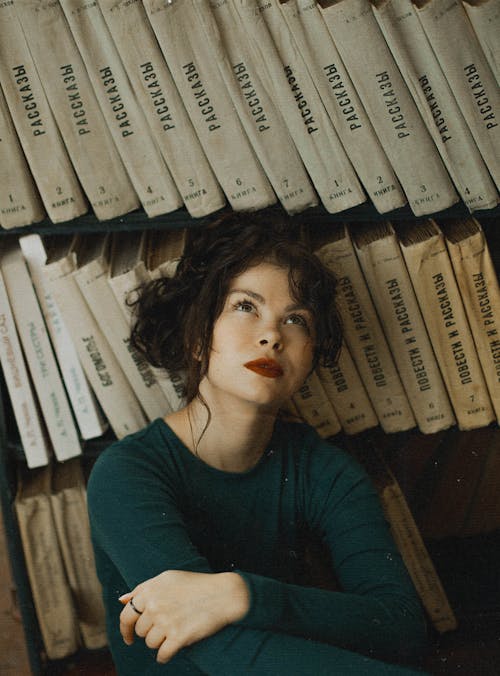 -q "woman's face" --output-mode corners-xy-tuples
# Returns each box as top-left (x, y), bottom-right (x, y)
(198, 262), (315, 412)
